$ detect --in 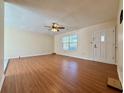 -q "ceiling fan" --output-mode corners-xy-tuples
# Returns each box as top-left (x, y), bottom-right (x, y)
(44, 23), (65, 32)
